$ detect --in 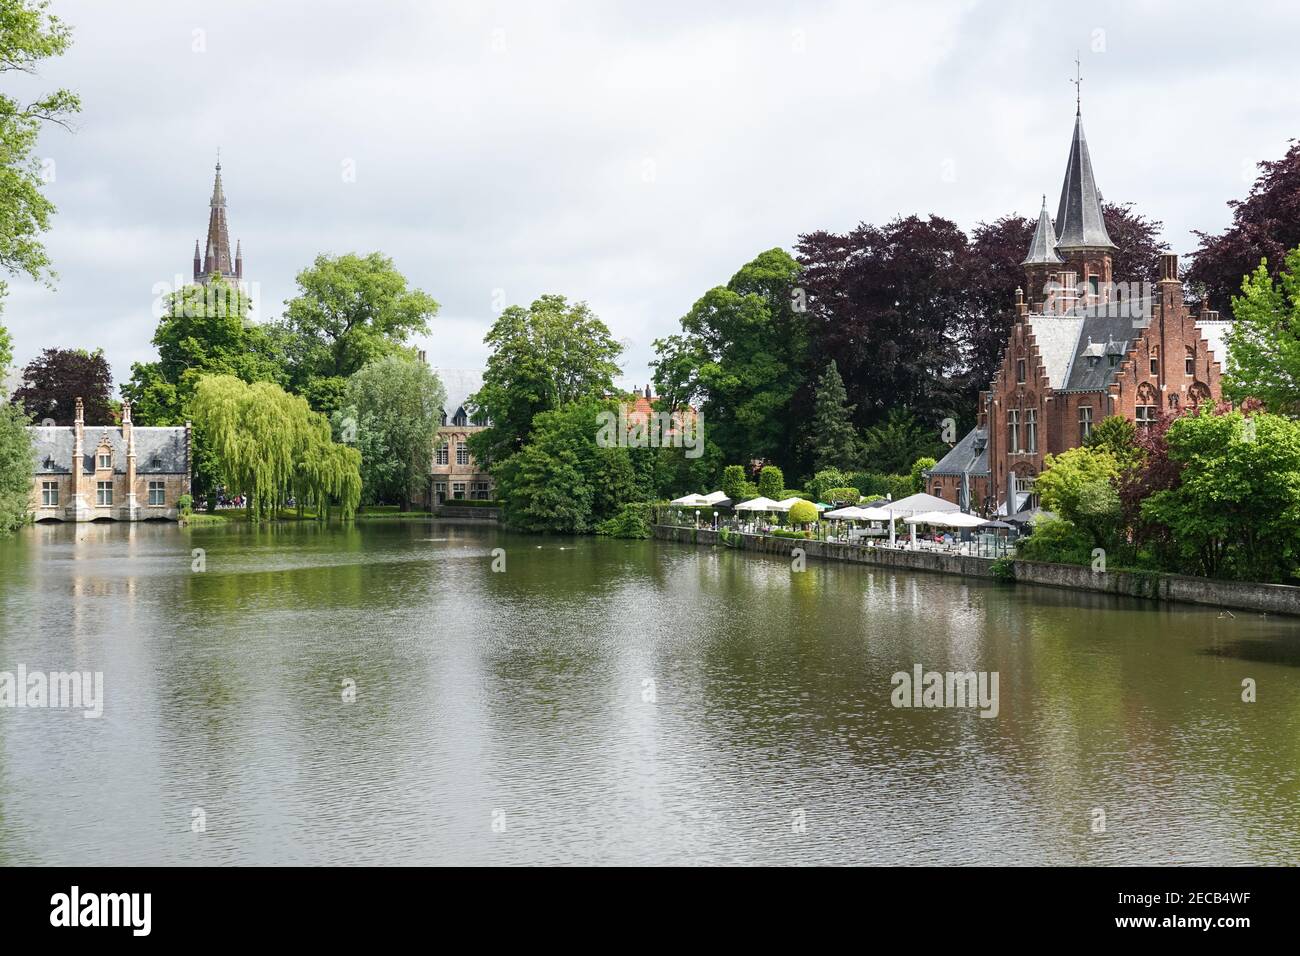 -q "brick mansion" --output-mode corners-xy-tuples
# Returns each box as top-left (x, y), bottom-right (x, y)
(925, 105), (1232, 516)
